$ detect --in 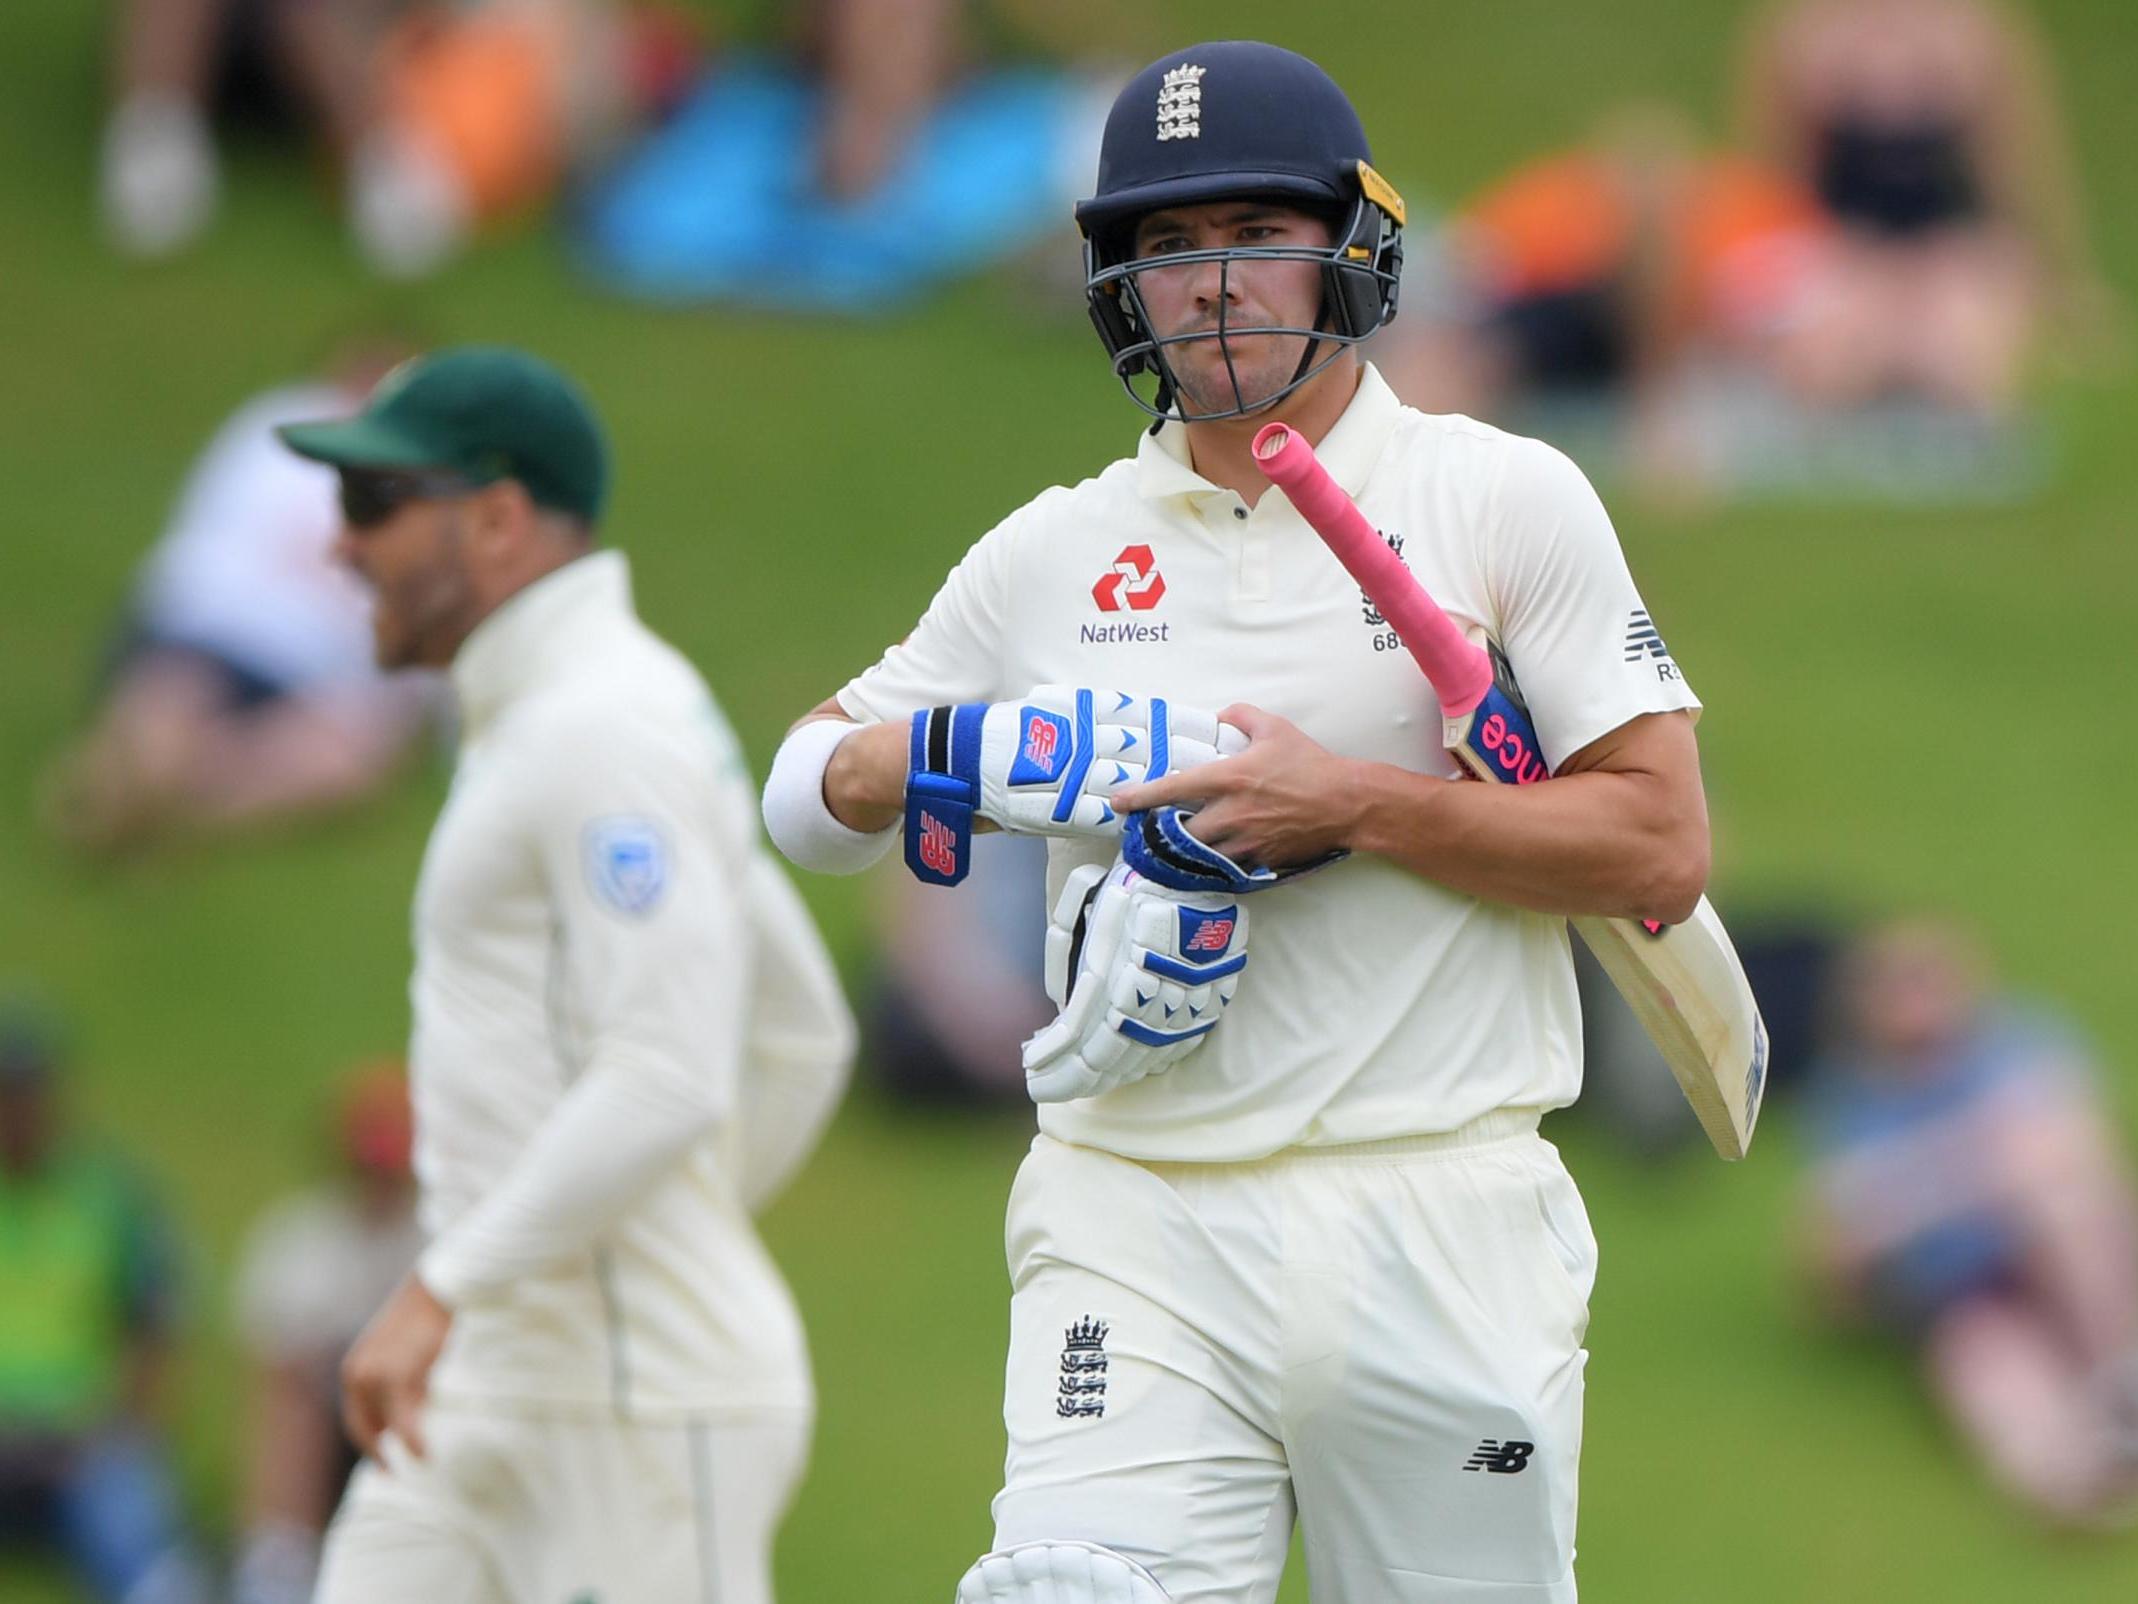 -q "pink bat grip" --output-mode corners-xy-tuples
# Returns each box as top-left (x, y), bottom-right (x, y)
(1251, 423), (1493, 719)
